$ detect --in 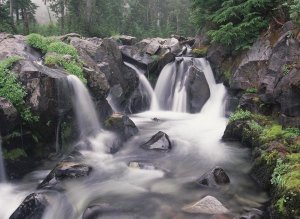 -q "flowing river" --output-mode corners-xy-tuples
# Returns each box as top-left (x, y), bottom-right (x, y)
(0, 58), (268, 219)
